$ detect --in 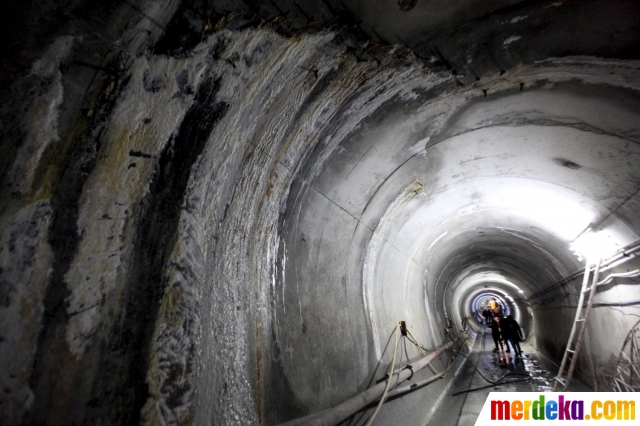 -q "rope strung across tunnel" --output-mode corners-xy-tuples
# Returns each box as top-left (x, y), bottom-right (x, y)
(278, 324), (463, 426)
